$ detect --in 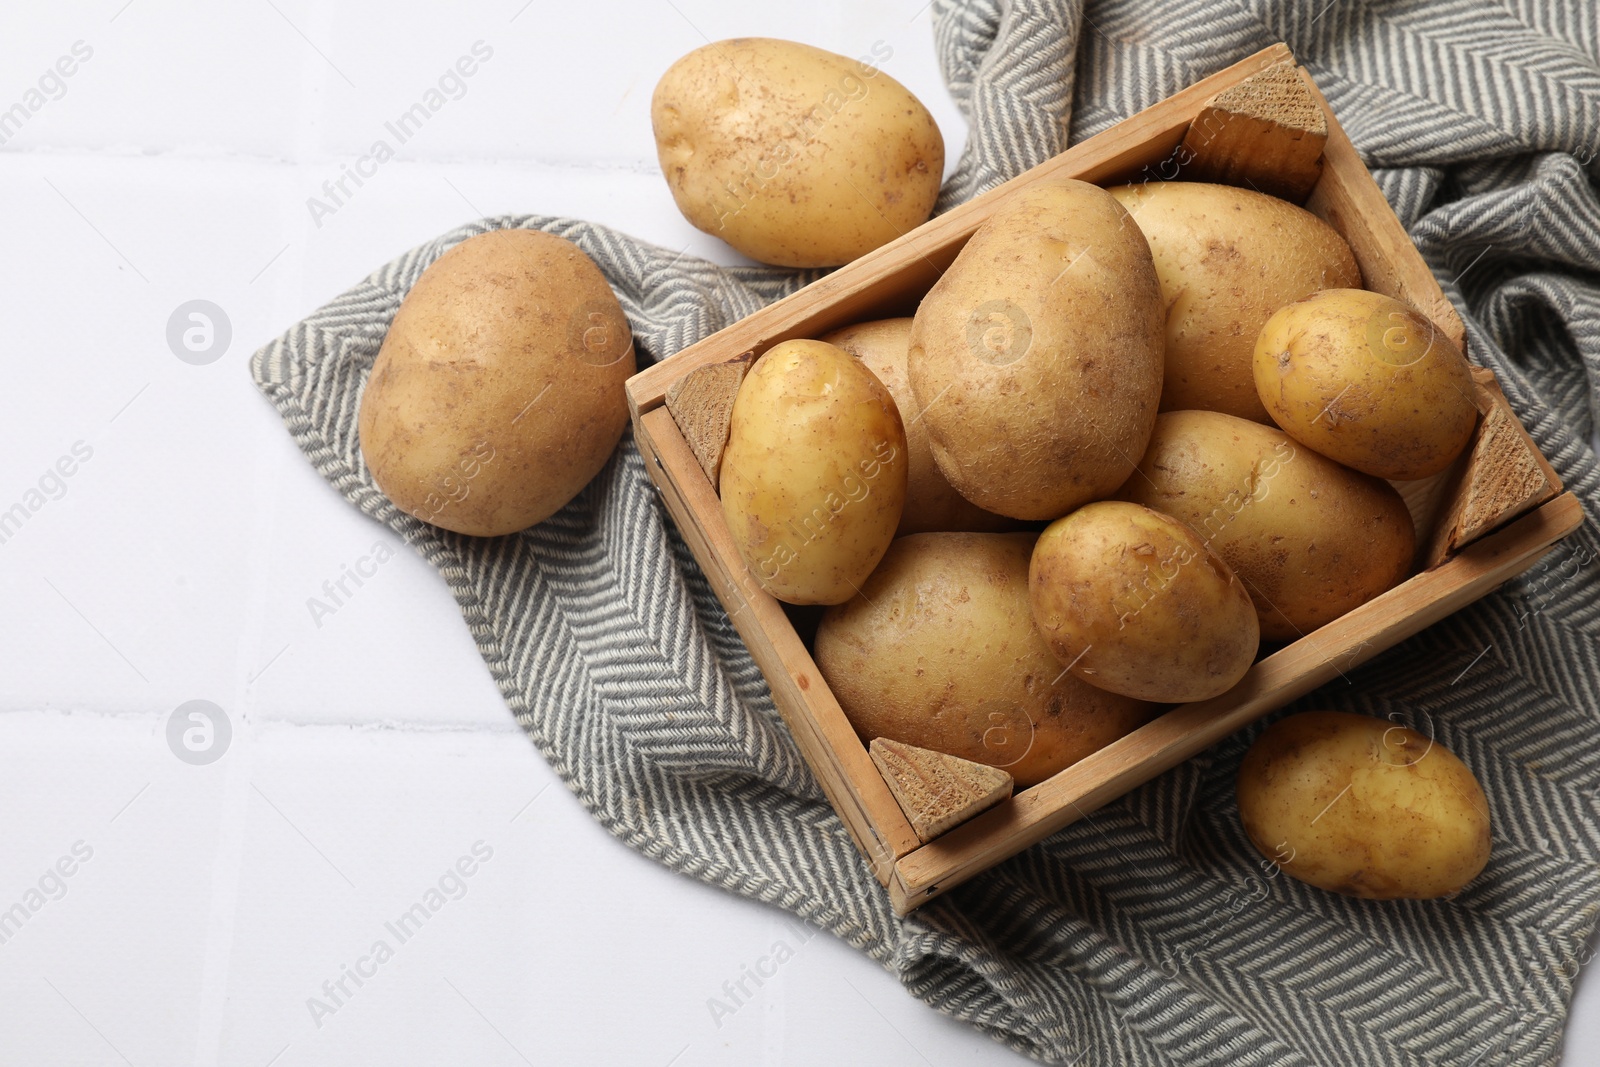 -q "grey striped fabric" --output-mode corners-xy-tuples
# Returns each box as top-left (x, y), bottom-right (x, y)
(251, 2), (1600, 1063)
